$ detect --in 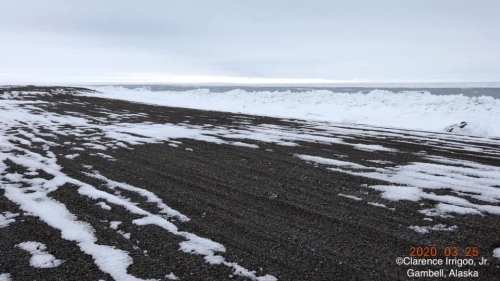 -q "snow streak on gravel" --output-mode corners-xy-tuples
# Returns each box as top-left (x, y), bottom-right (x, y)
(0, 93), (278, 280)
(296, 152), (500, 217)
(408, 224), (457, 234)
